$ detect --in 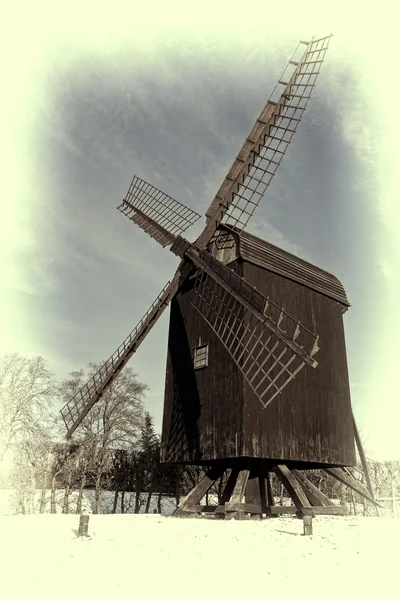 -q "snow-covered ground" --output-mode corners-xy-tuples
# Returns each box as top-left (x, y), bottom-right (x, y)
(0, 488), (398, 598)
(0, 510), (398, 599)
